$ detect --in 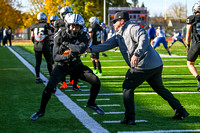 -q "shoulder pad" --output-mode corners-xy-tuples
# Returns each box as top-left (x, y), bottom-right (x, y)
(186, 15), (195, 24)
